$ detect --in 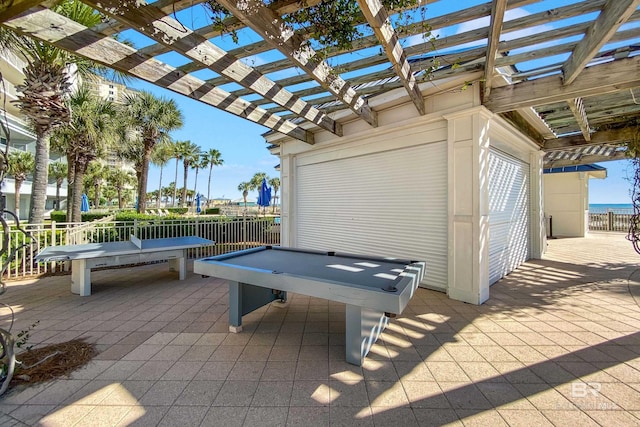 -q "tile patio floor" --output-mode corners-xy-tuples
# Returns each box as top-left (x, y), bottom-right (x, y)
(0, 232), (639, 426)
